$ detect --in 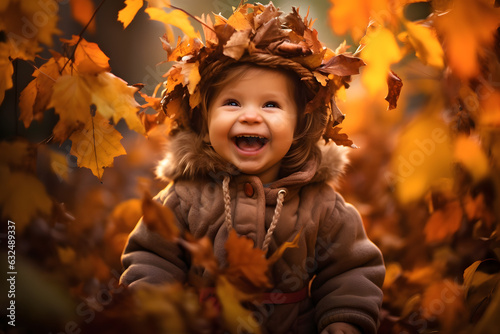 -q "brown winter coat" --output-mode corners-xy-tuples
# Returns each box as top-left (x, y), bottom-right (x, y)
(121, 131), (385, 334)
